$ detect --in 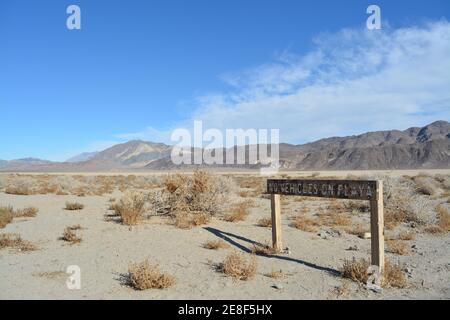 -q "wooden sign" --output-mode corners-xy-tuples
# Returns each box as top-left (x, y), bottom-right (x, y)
(267, 179), (377, 200)
(267, 179), (385, 274)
